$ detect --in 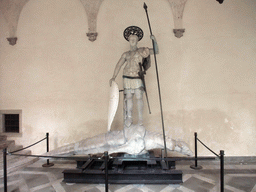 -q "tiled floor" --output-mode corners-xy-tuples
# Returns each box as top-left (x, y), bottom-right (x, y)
(1, 158), (256, 192)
